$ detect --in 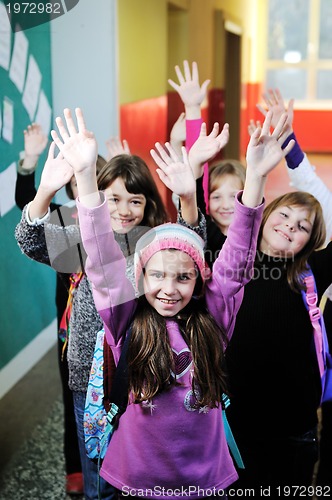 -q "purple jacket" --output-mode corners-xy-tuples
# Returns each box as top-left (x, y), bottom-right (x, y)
(77, 192), (263, 498)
